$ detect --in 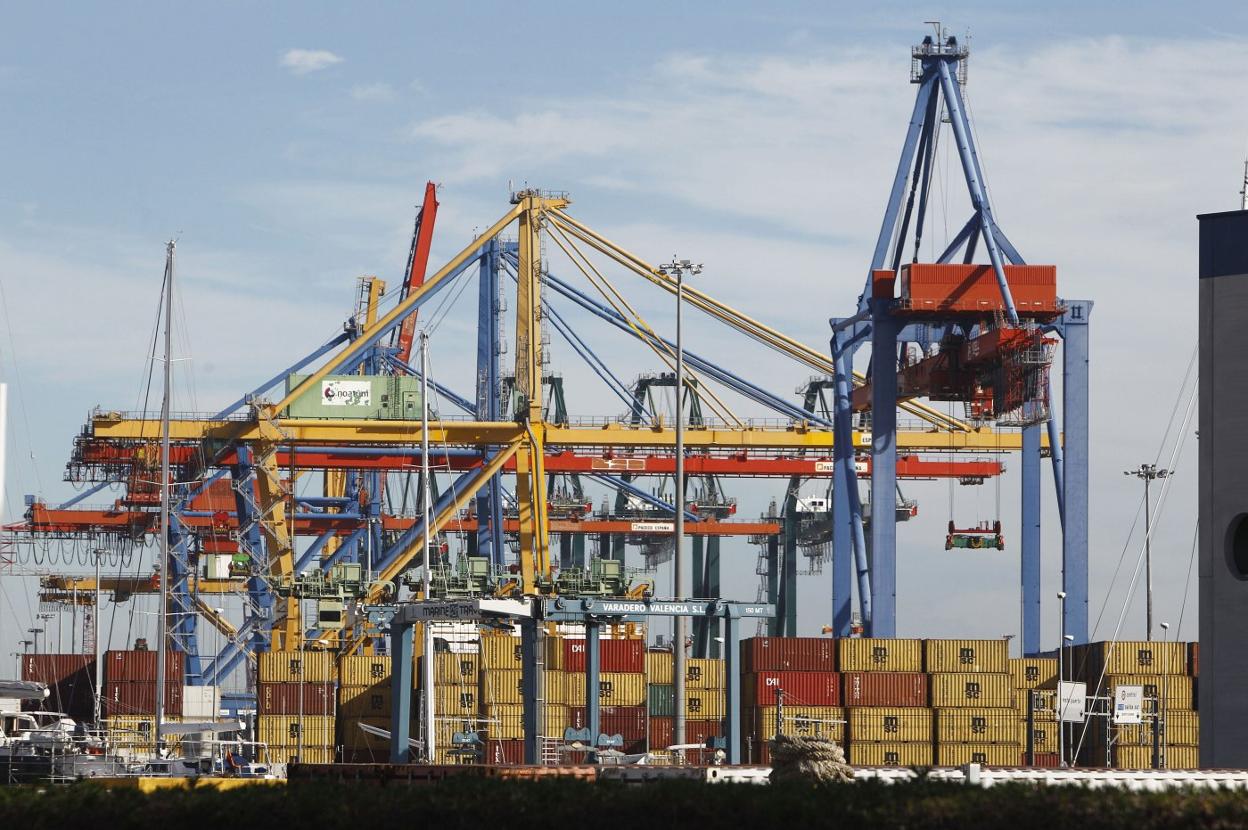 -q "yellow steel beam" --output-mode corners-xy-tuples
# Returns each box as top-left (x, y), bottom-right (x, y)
(252, 441), (300, 649)
(91, 415), (526, 444)
(42, 575), (248, 595)
(271, 202), (524, 415)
